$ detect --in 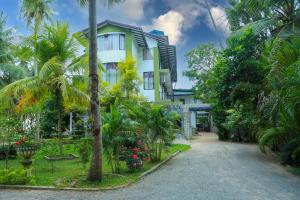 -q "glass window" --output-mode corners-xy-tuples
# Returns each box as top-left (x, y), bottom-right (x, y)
(143, 48), (153, 60)
(98, 33), (125, 51)
(143, 71), (154, 90)
(119, 34), (125, 50)
(104, 63), (118, 85)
